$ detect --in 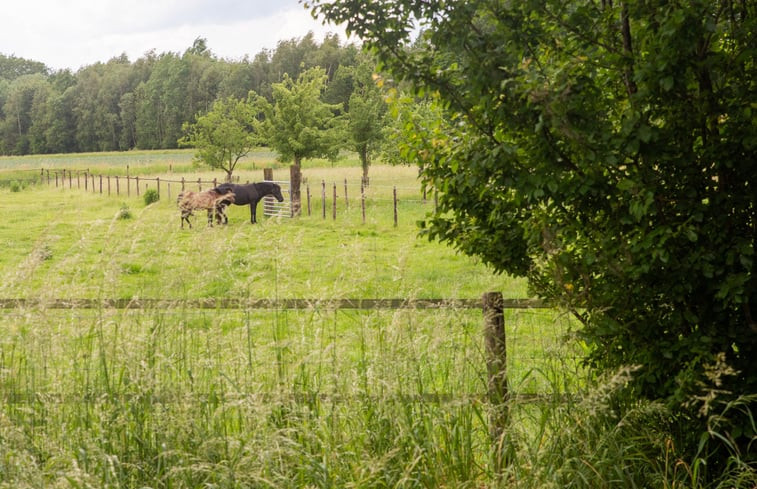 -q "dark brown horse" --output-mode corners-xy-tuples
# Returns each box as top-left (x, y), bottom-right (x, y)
(211, 182), (284, 223)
